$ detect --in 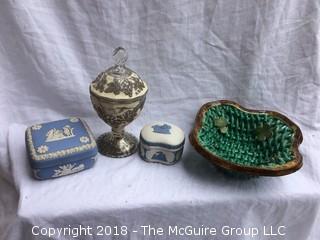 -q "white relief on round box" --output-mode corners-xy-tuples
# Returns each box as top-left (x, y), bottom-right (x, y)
(146, 149), (175, 163)
(141, 122), (184, 146)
